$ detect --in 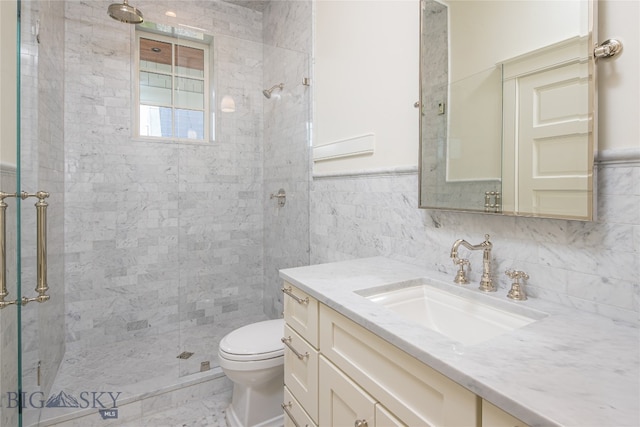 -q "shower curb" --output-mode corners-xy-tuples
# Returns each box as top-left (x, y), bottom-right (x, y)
(32, 368), (230, 427)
